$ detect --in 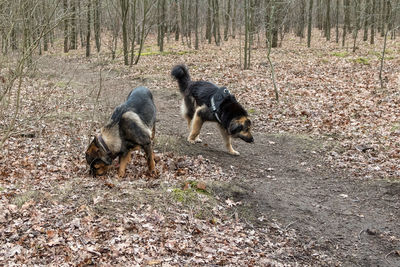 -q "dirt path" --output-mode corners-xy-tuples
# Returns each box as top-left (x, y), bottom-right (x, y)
(41, 56), (400, 266)
(156, 86), (400, 267)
